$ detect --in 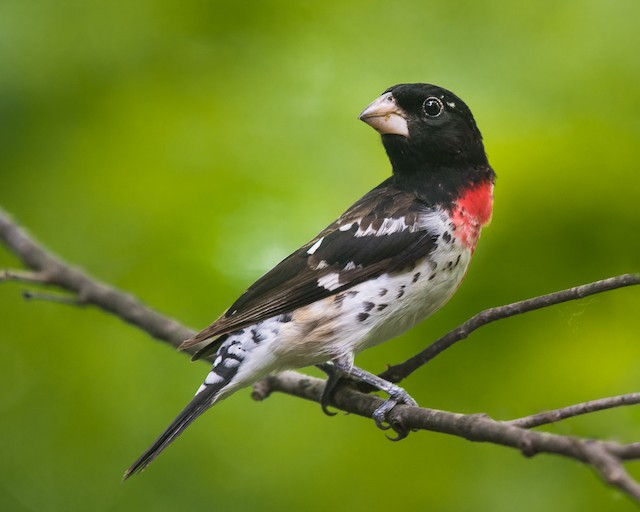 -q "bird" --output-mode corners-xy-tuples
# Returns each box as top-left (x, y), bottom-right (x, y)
(124, 83), (495, 478)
